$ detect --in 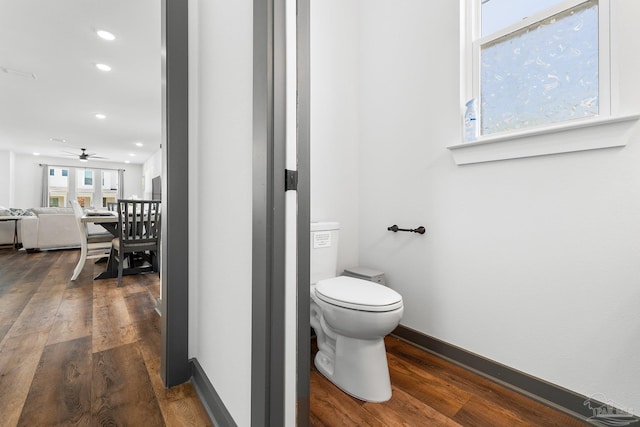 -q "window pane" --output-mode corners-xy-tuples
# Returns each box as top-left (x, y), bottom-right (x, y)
(47, 167), (68, 207)
(76, 169), (95, 207)
(101, 170), (119, 208)
(481, 0), (565, 37)
(84, 170), (93, 186)
(77, 195), (92, 208)
(480, 2), (598, 136)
